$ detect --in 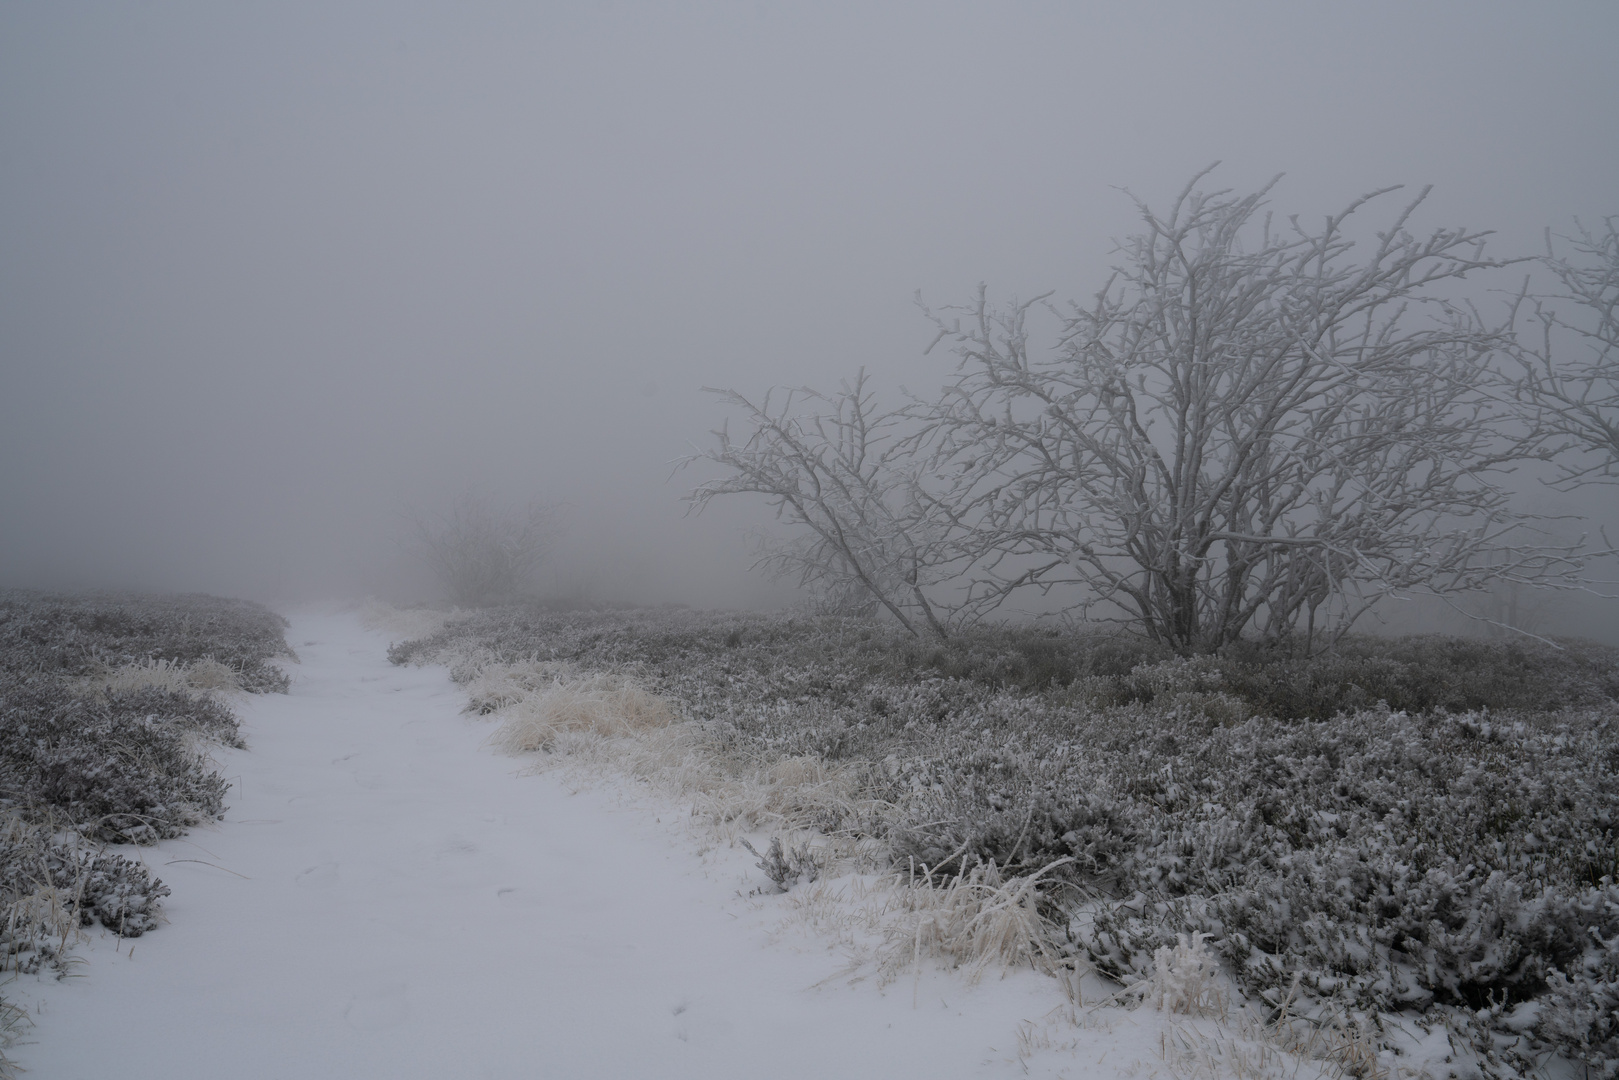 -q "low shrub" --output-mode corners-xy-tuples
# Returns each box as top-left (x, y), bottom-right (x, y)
(0, 589), (294, 693)
(0, 677), (234, 844)
(0, 814), (170, 969)
(391, 602), (1619, 1076)
(0, 587), (289, 1025)
(1215, 635), (1619, 719)
(739, 835), (823, 891)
